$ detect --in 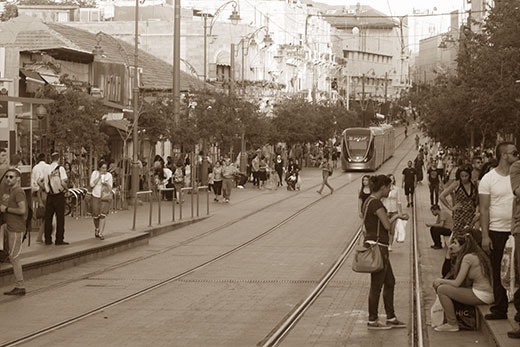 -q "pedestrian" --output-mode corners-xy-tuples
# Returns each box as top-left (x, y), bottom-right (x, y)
(382, 174), (402, 251)
(363, 175), (408, 329)
(43, 152), (69, 245)
(436, 154), (446, 182)
(479, 141), (518, 321)
(358, 175), (371, 218)
(222, 158), (237, 203)
(426, 204), (454, 249)
(427, 164), (441, 206)
(402, 160), (417, 207)
(432, 233), (493, 332)
(1, 168), (27, 296)
(439, 165), (478, 234)
(251, 152), (260, 188)
(31, 153), (48, 244)
(212, 160), (223, 202)
(507, 158), (520, 338)
(89, 160), (113, 240)
(172, 161), (184, 203)
(274, 155), (284, 187)
(316, 156), (334, 195)
(258, 155), (267, 189)
(414, 154), (424, 183)
(415, 134), (420, 150)
(471, 156), (483, 184)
